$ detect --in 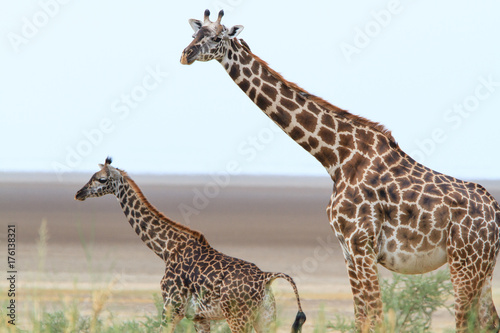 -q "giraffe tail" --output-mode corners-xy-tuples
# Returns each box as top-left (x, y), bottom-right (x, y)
(267, 272), (306, 333)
